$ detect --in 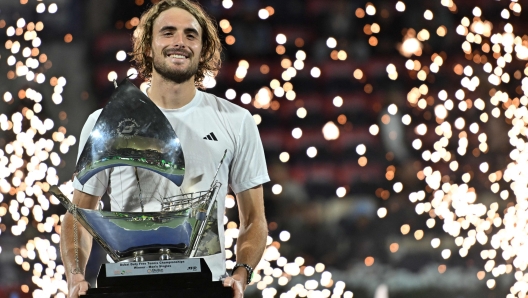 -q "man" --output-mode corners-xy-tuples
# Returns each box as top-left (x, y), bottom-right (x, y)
(60, 1), (269, 297)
